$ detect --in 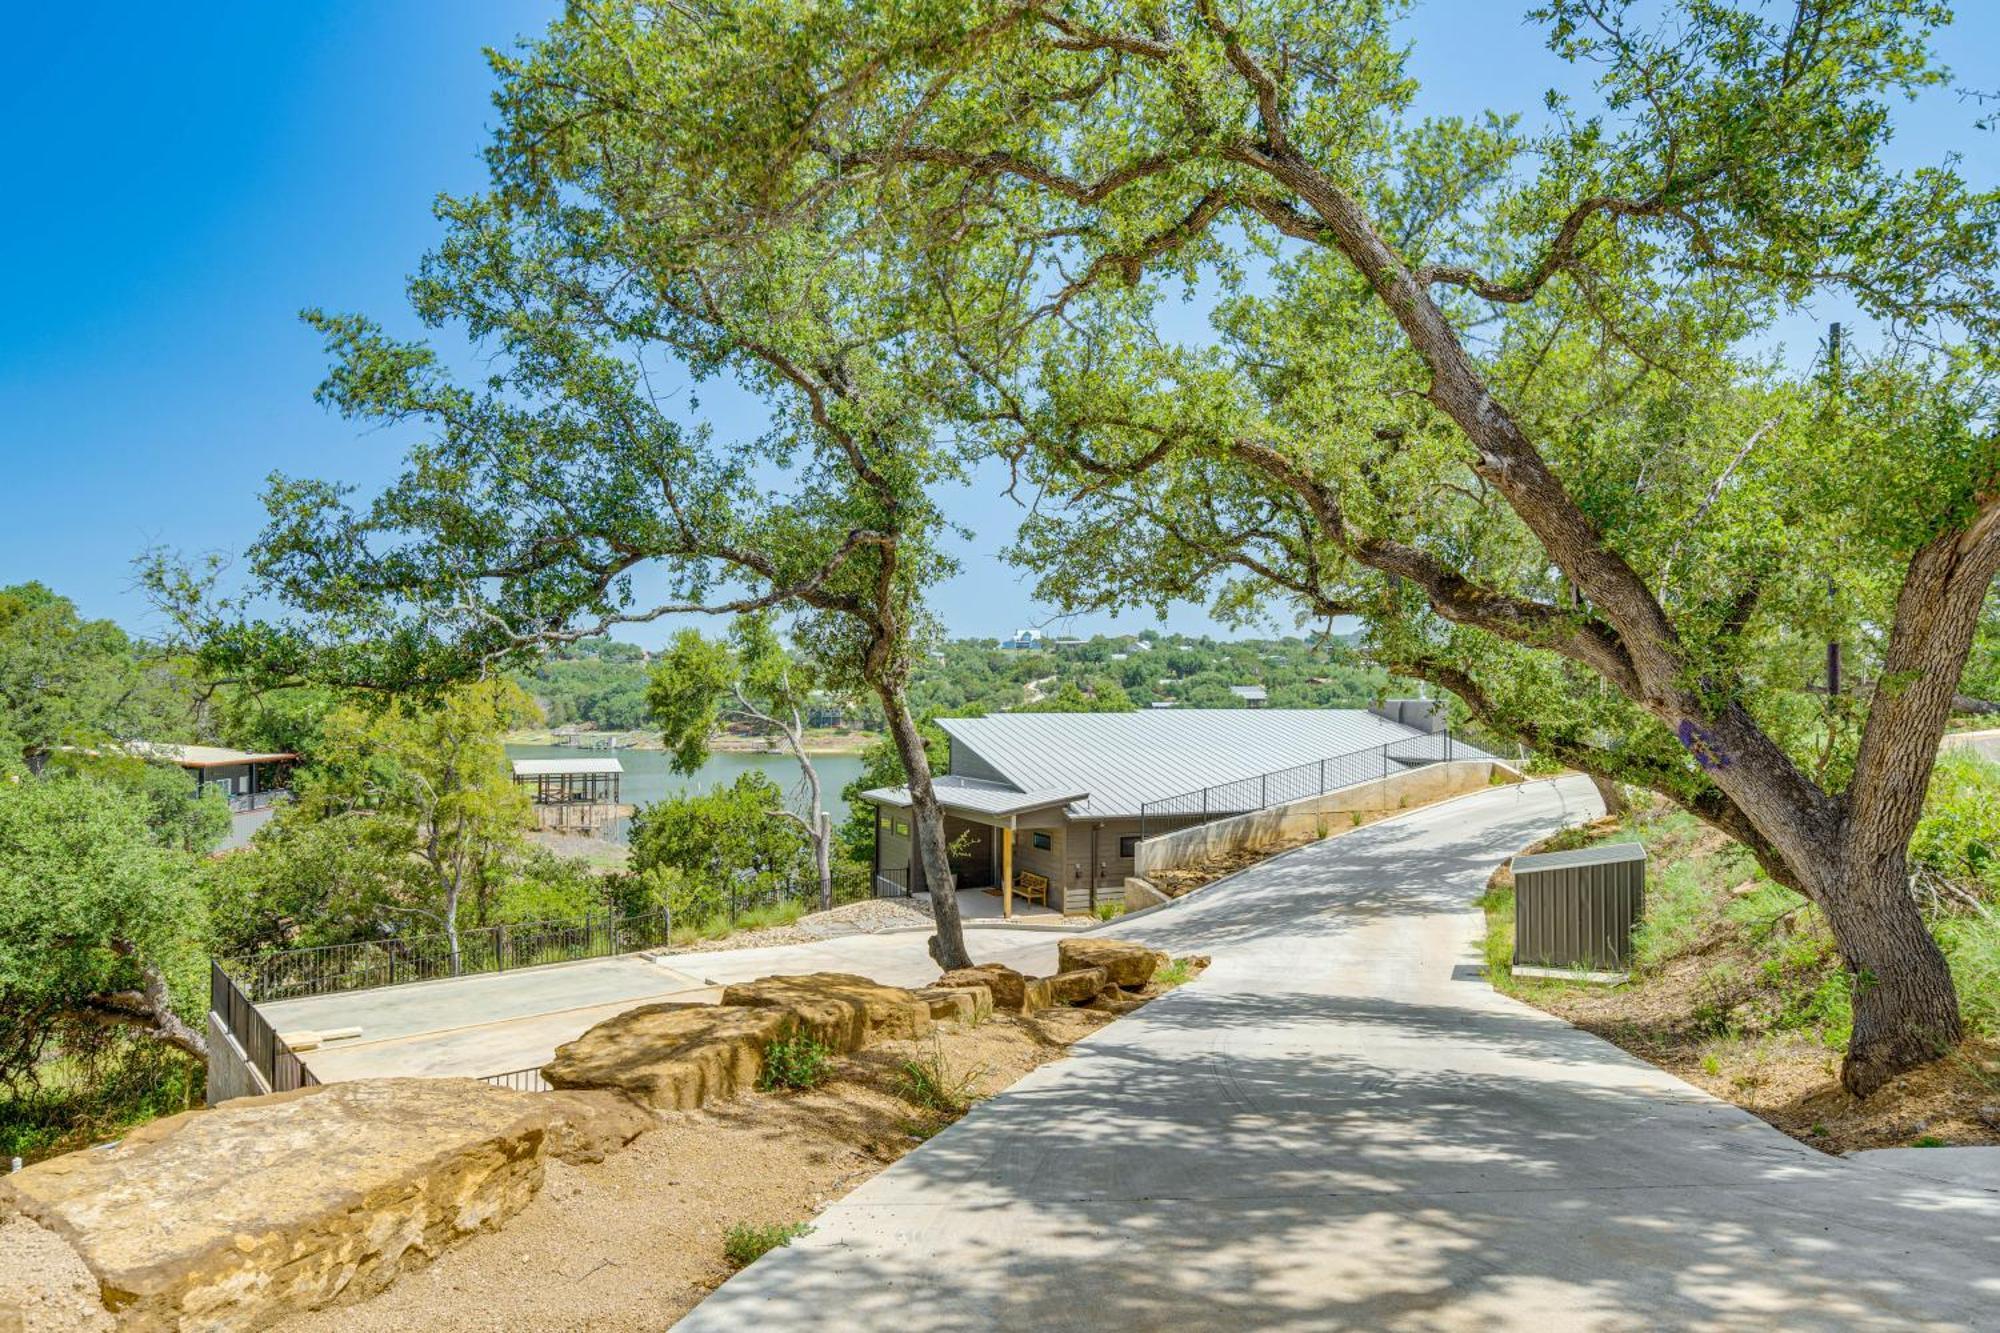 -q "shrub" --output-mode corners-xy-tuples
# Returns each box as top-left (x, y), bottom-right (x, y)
(1094, 900), (1124, 922)
(1935, 910), (2000, 1039)
(895, 1037), (982, 1114)
(1154, 957), (1197, 989)
(722, 1220), (811, 1268)
(758, 1034), (833, 1091)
